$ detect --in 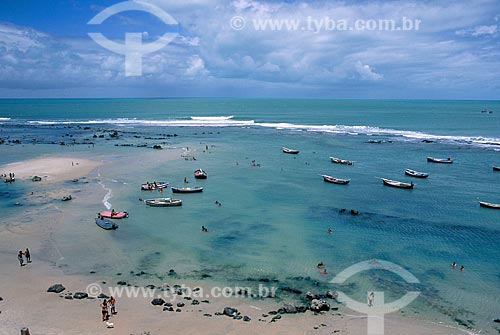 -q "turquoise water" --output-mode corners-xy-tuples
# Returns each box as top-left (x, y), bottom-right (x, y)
(1, 99), (499, 332)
